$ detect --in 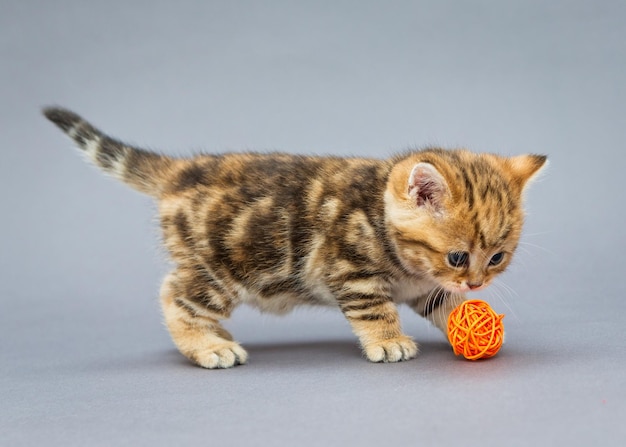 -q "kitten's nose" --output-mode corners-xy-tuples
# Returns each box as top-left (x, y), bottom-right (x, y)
(468, 282), (483, 290)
